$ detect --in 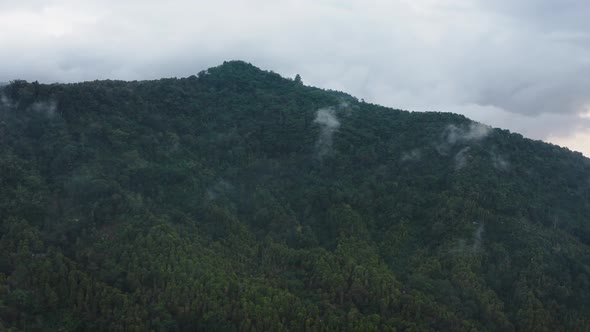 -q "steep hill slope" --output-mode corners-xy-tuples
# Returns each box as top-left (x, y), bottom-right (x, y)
(1, 61), (590, 331)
